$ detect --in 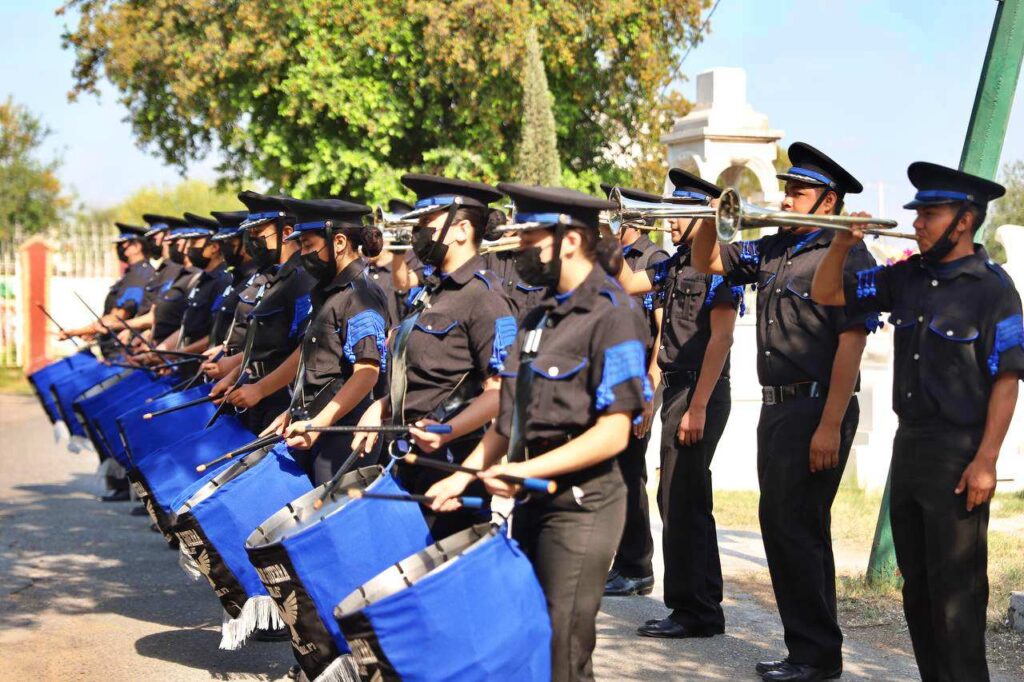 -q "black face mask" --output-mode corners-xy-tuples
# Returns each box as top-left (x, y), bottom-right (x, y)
(300, 245), (335, 282)
(221, 239), (244, 268)
(412, 227), (449, 268)
(514, 246), (560, 288)
(116, 243), (128, 264)
(188, 246), (211, 270)
(244, 232), (280, 270)
(168, 241), (186, 265)
(921, 205), (969, 265)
